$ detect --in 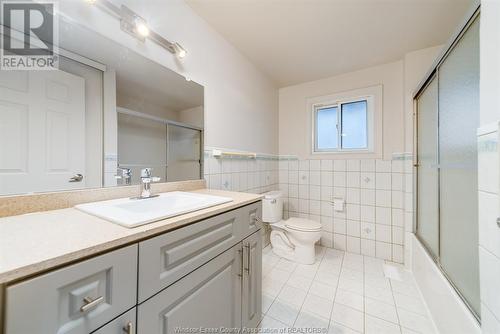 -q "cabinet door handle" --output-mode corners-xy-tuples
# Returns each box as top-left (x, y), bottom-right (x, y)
(123, 321), (134, 334)
(80, 295), (104, 313)
(237, 247), (243, 277)
(244, 243), (251, 273)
